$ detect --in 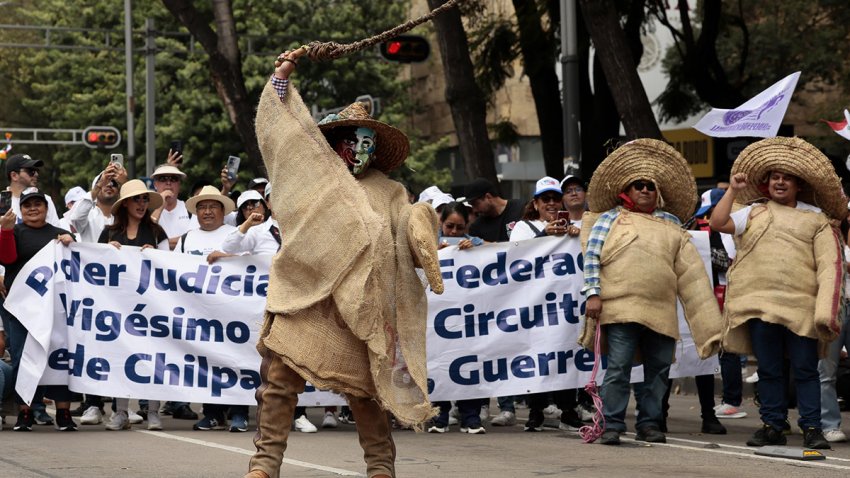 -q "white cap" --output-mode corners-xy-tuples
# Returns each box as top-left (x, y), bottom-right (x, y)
(534, 176), (562, 197)
(236, 189), (265, 209)
(64, 186), (87, 206)
(418, 185), (443, 204)
(432, 193), (455, 210)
